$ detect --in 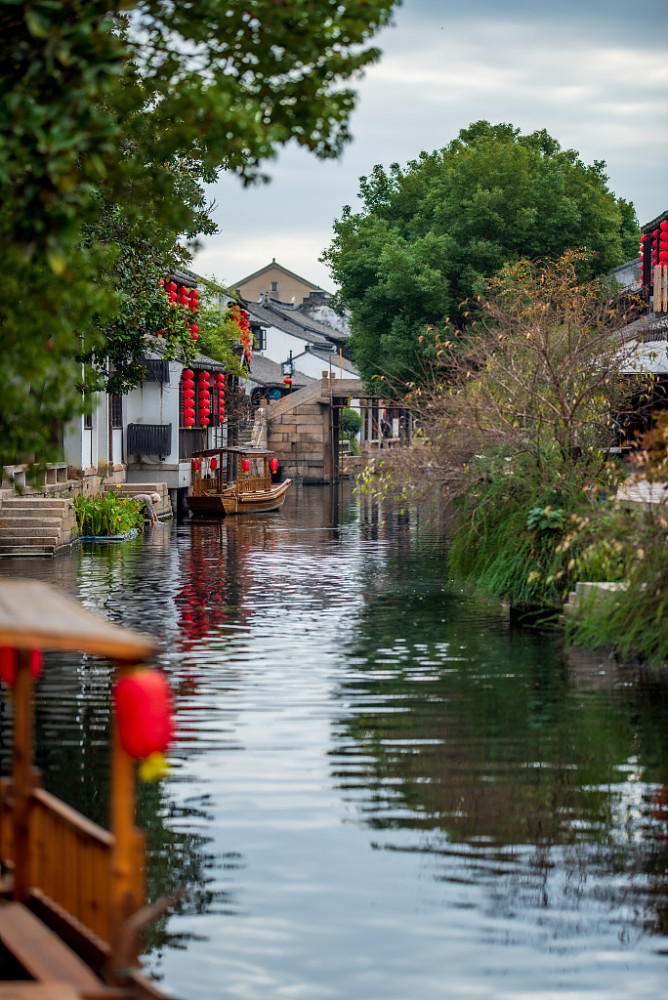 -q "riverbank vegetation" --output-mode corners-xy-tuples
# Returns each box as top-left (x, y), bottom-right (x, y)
(358, 253), (667, 665)
(74, 491), (144, 538)
(0, 0), (399, 468)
